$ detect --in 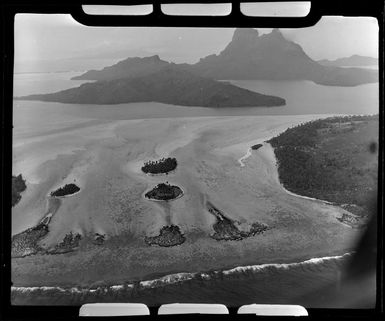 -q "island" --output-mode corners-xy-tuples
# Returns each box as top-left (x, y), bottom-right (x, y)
(46, 232), (82, 255)
(318, 55), (378, 67)
(251, 143), (263, 150)
(71, 29), (377, 87)
(12, 204), (84, 258)
(268, 115), (378, 227)
(12, 174), (27, 206)
(145, 225), (186, 247)
(50, 183), (80, 197)
(190, 28), (377, 87)
(141, 157), (177, 175)
(16, 67), (286, 107)
(144, 182), (183, 201)
(207, 202), (269, 241)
